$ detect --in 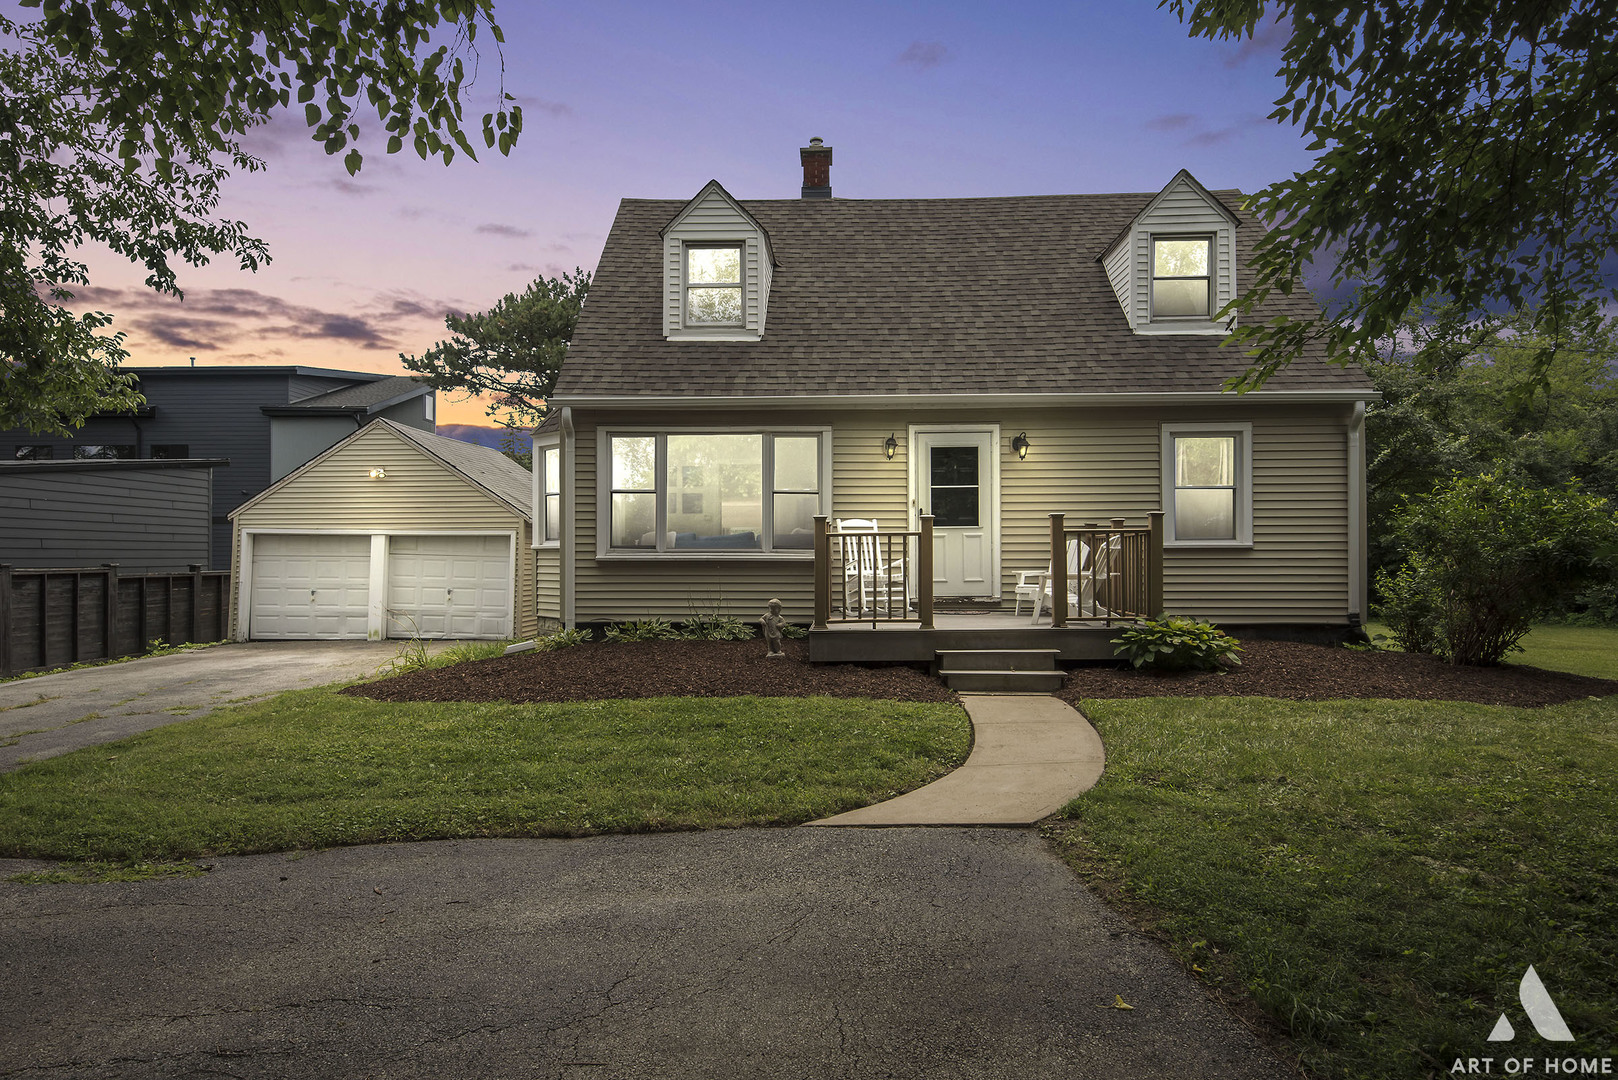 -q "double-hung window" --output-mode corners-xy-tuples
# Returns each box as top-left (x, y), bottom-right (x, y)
(684, 244), (743, 327)
(1150, 236), (1213, 320)
(540, 447), (561, 543)
(1162, 423), (1252, 545)
(604, 431), (826, 554)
